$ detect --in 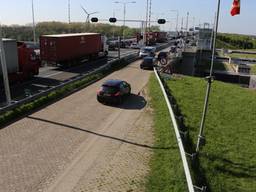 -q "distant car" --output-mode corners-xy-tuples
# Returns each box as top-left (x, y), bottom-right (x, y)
(97, 79), (131, 104)
(130, 42), (140, 49)
(139, 46), (156, 58)
(140, 56), (157, 70)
